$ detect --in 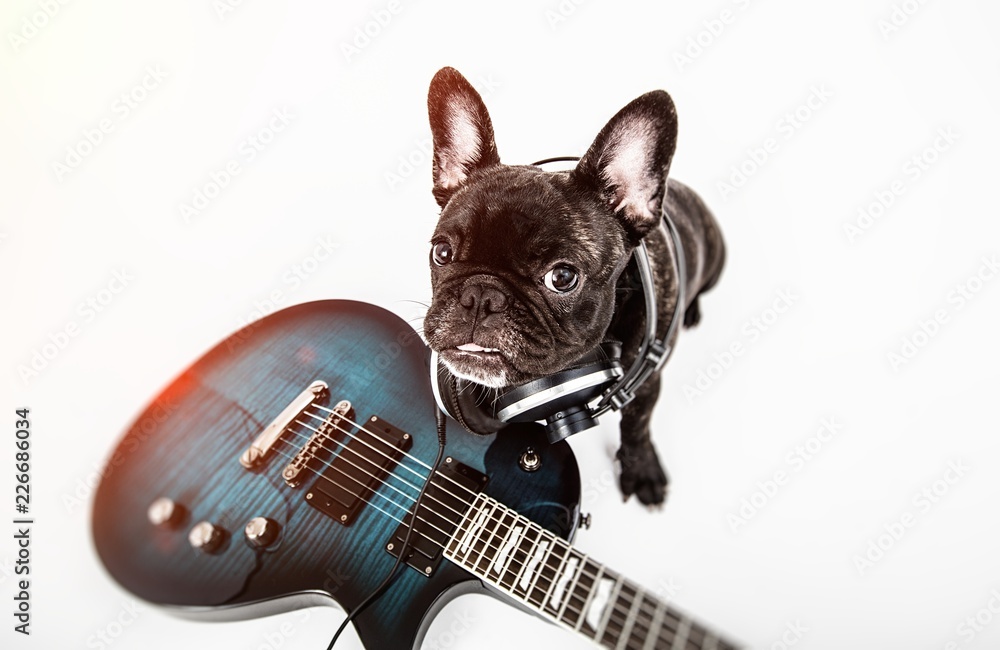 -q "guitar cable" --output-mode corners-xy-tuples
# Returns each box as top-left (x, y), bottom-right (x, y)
(326, 405), (448, 649)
